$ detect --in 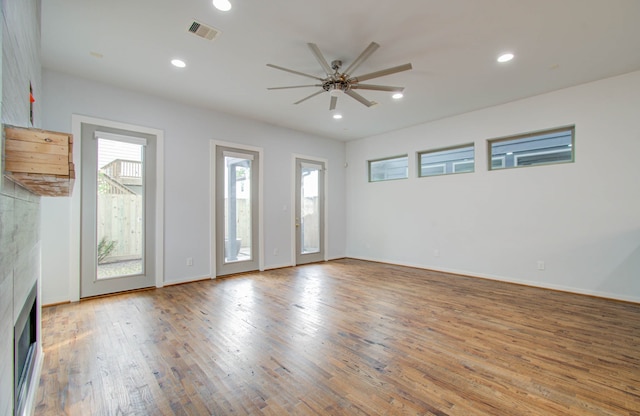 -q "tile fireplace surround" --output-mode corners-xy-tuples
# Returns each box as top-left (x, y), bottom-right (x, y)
(0, 178), (43, 416)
